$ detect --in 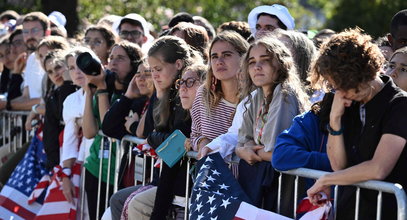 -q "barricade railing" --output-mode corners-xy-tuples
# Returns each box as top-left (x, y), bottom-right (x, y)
(0, 110), (31, 166)
(79, 133), (407, 220)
